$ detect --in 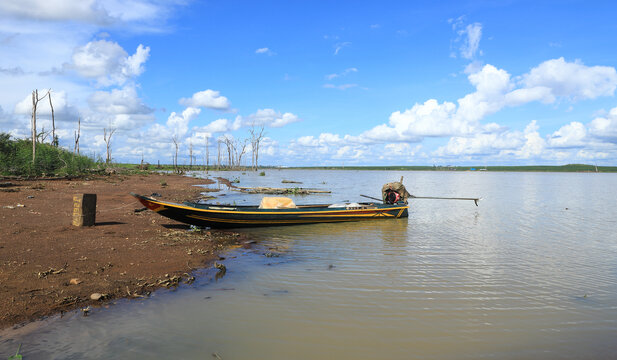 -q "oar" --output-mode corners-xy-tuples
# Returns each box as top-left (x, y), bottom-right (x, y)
(361, 194), (480, 206)
(361, 194), (382, 202)
(410, 195), (480, 206)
